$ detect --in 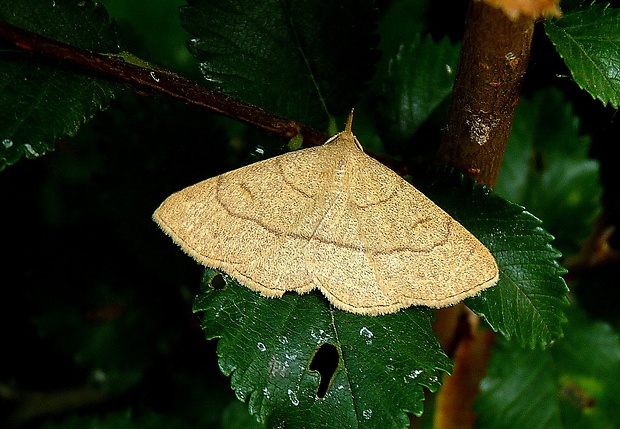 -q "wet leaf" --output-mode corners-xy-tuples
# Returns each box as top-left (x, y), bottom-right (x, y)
(195, 270), (451, 428)
(0, 0), (123, 171)
(194, 169), (568, 426)
(180, 0), (379, 129)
